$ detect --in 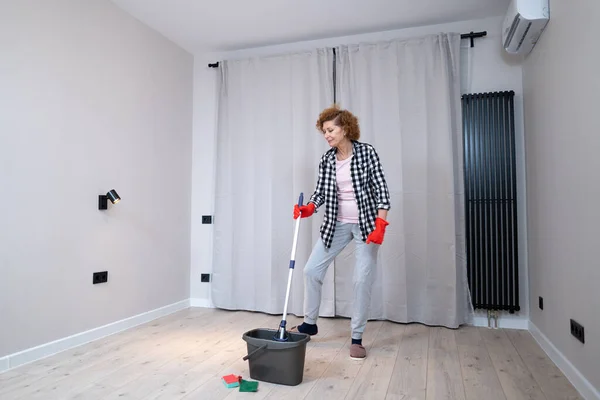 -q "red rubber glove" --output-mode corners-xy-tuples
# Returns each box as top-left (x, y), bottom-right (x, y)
(294, 203), (315, 219)
(366, 217), (389, 244)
